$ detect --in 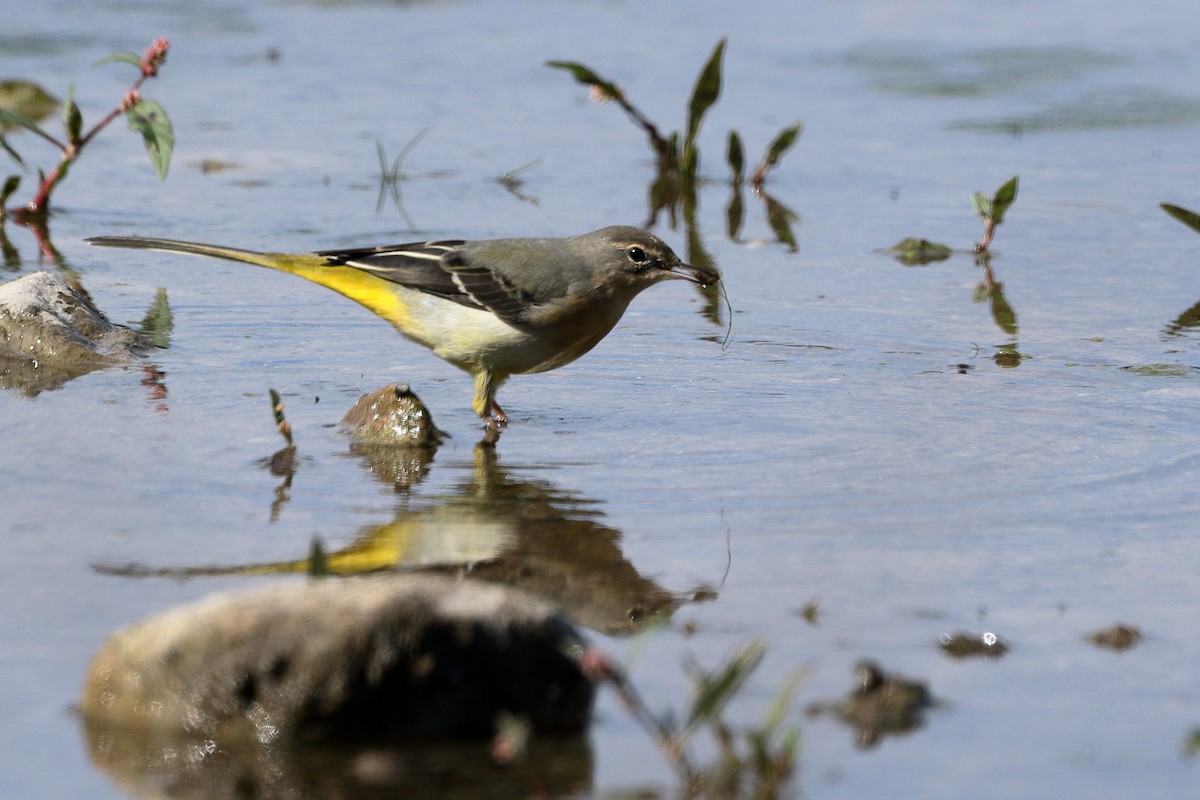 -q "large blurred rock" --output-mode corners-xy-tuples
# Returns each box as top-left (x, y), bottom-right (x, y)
(85, 731), (594, 800)
(0, 271), (150, 394)
(81, 574), (594, 743)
